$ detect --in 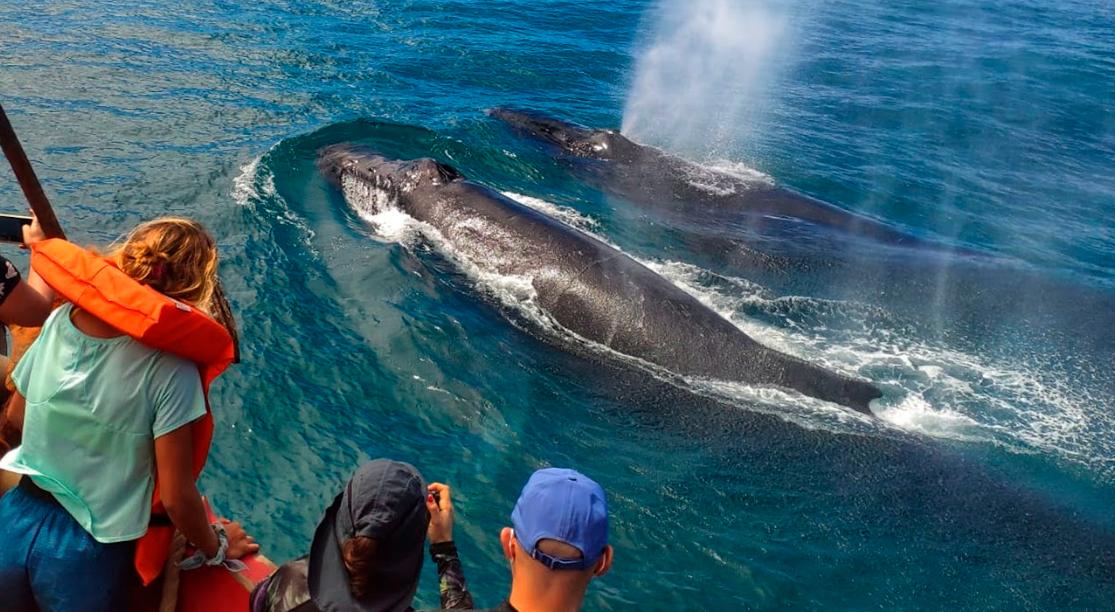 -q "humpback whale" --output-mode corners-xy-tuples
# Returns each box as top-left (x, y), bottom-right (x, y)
(490, 108), (962, 252)
(319, 144), (882, 414)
